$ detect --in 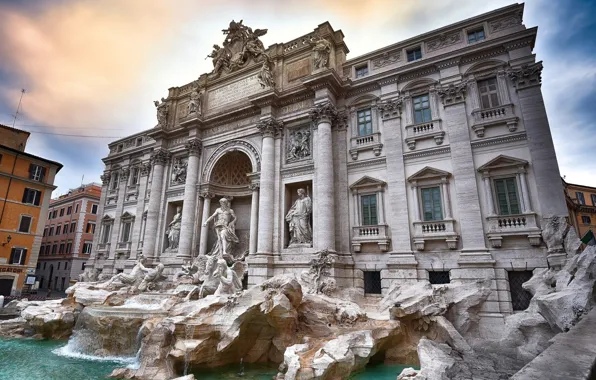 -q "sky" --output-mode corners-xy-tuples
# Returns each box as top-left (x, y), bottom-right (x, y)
(0, 0), (595, 196)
